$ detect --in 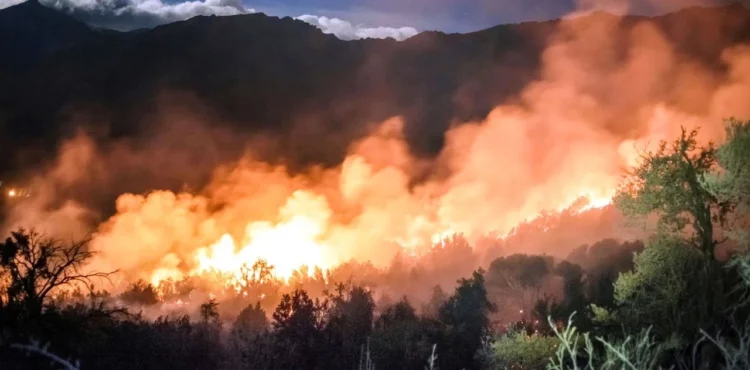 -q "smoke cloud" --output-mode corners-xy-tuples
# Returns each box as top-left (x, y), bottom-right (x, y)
(4, 1), (750, 306)
(0, 0), (421, 41)
(296, 15), (419, 41)
(39, 0), (252, 30)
